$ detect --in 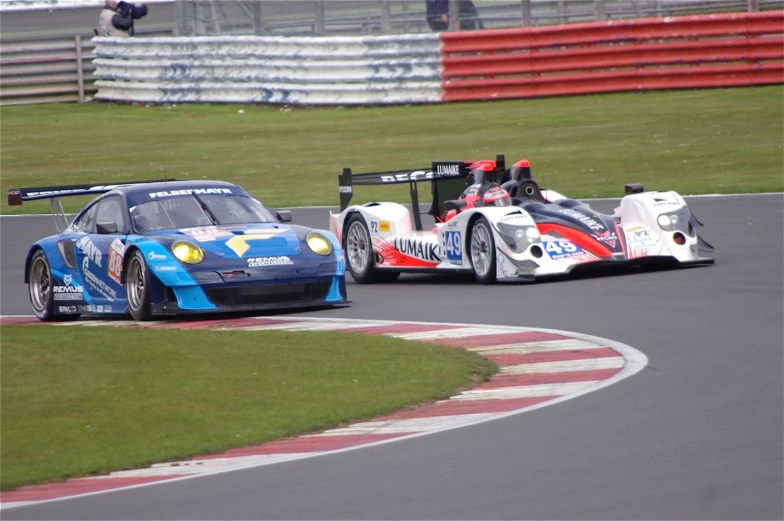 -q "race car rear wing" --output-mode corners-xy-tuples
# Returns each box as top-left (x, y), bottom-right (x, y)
(338, 156), (506, 231)
(7, 179), (175, 234)
(7, 179), (175, 206)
